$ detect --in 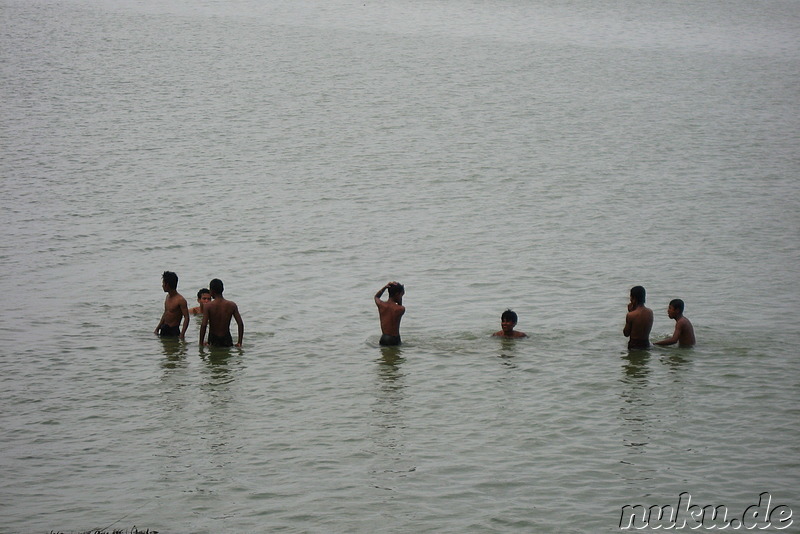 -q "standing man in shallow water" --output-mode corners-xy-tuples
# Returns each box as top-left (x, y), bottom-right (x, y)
(154, 271), (190, 339)
(654, 298), (696, 347)
(623, 285), (653, 349)
(200, 278), (244, 347)
(375, 281), (405, 346)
